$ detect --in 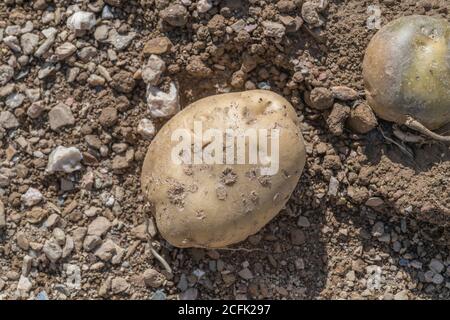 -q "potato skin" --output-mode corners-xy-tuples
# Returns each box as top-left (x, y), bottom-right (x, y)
(363, 15), (450, 130)
(141, 90), (306, 248)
